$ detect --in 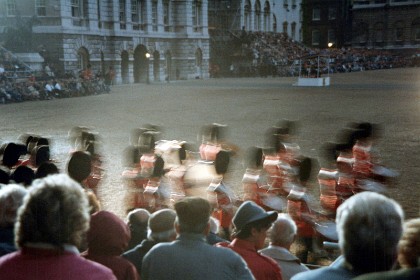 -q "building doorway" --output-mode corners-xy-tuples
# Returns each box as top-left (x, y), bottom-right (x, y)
(133, 45), (148, 83)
